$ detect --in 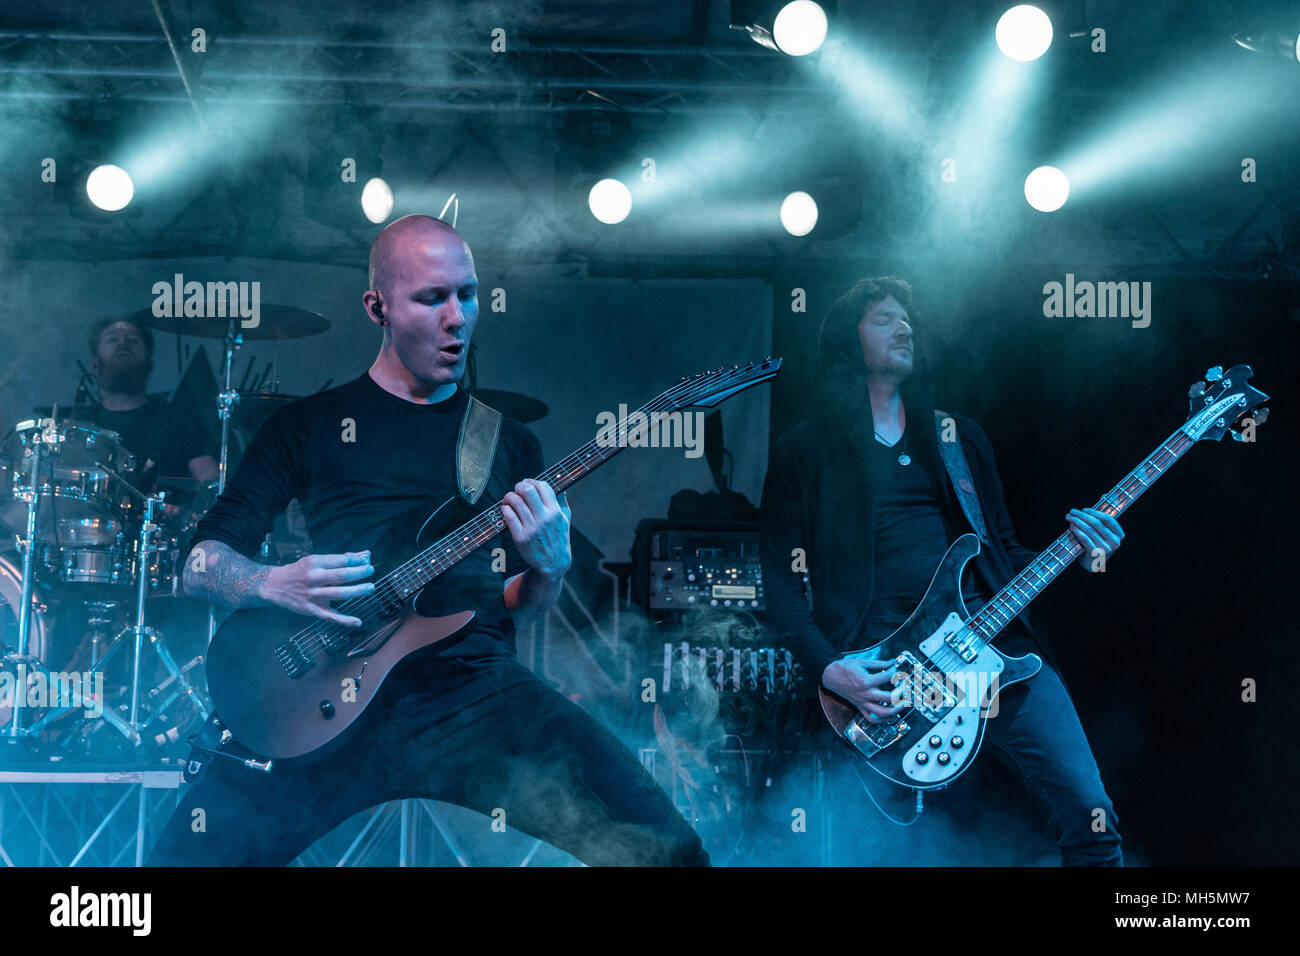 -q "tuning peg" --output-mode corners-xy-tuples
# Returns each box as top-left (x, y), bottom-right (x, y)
(1188, 382), (1206, 398)
(1205, 366), (1223, 382)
